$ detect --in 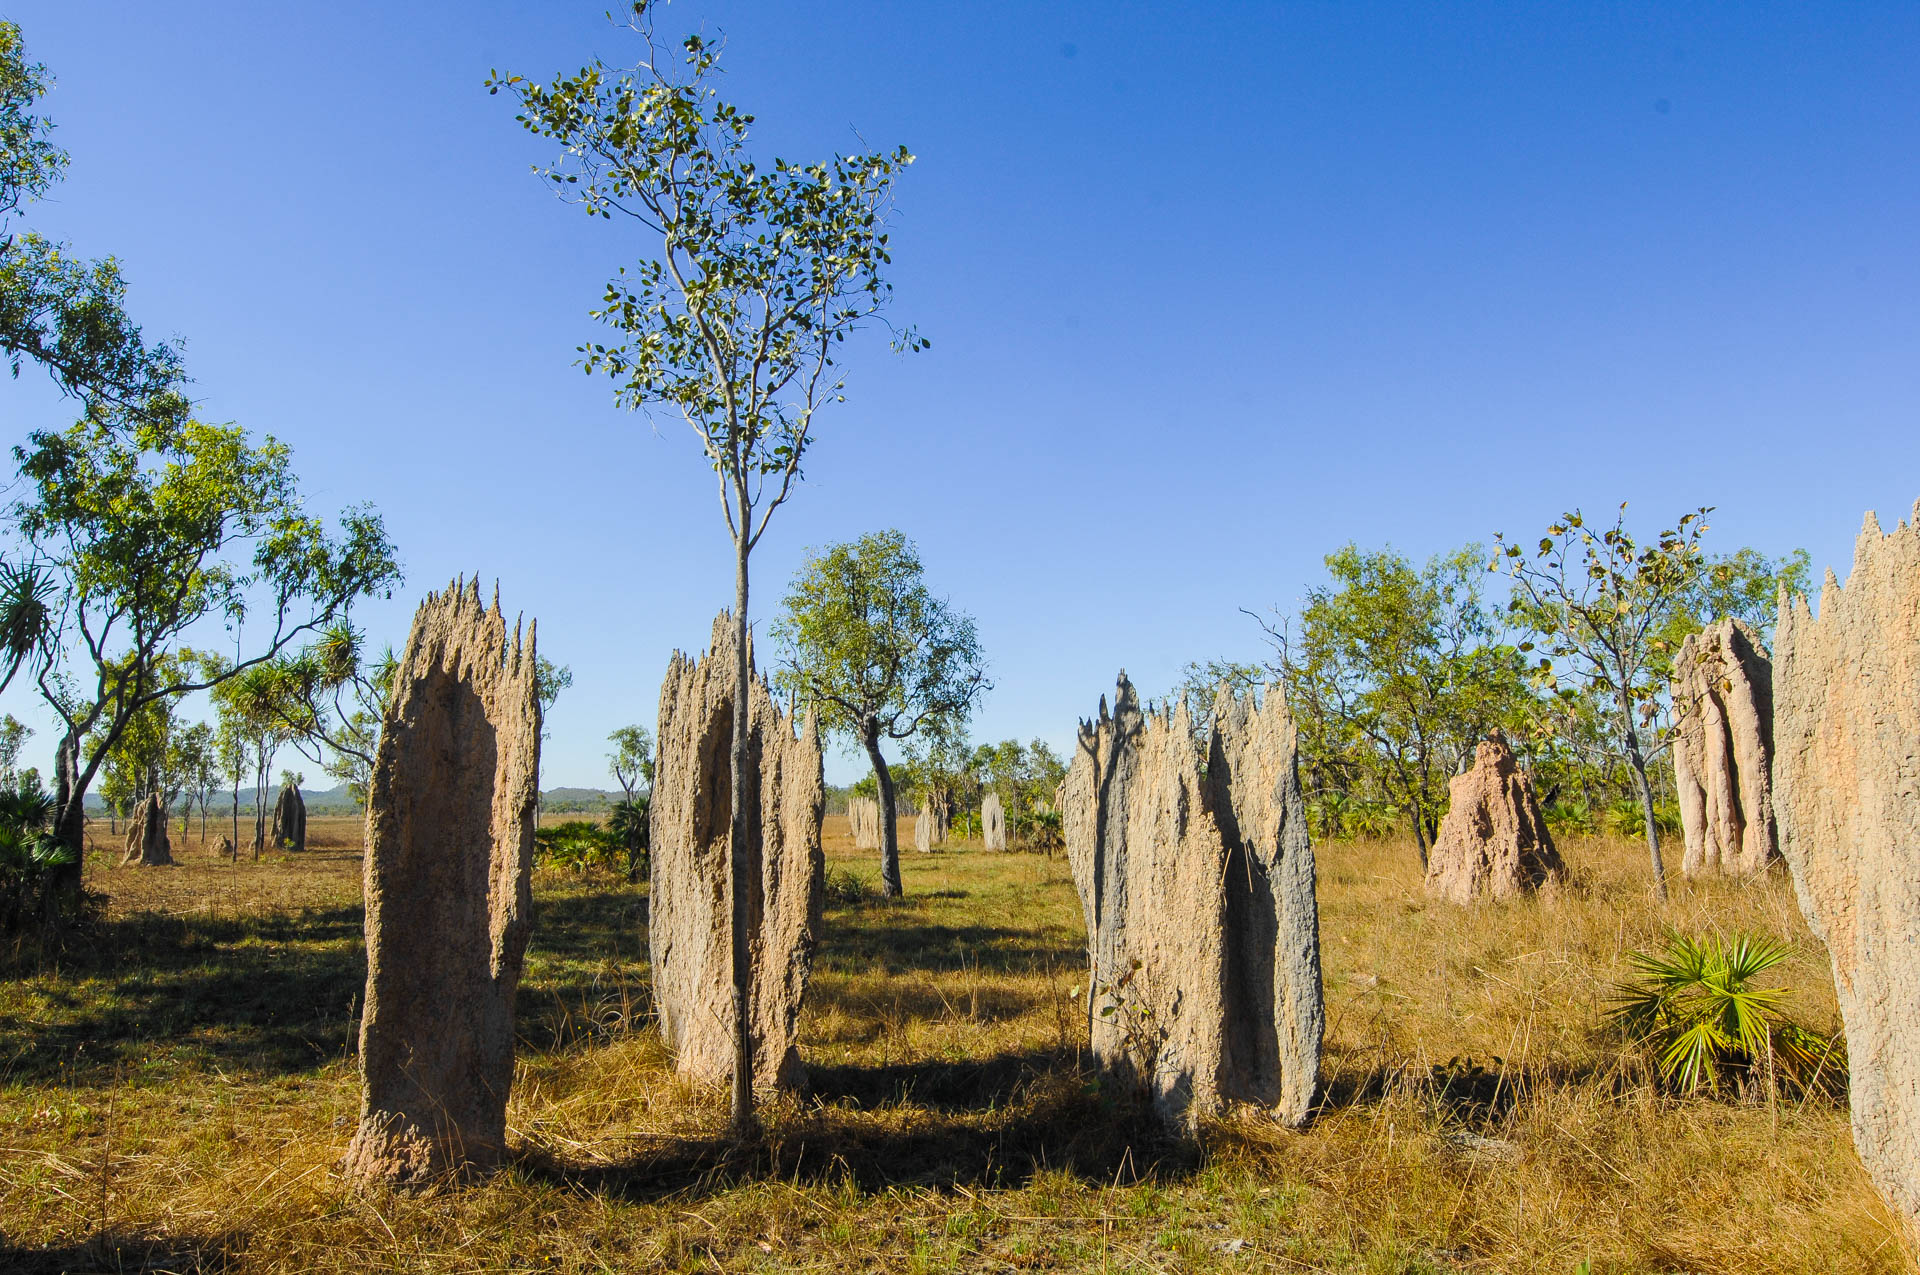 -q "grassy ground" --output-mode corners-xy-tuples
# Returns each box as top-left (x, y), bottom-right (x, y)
(0, 815), (1904, 1273)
